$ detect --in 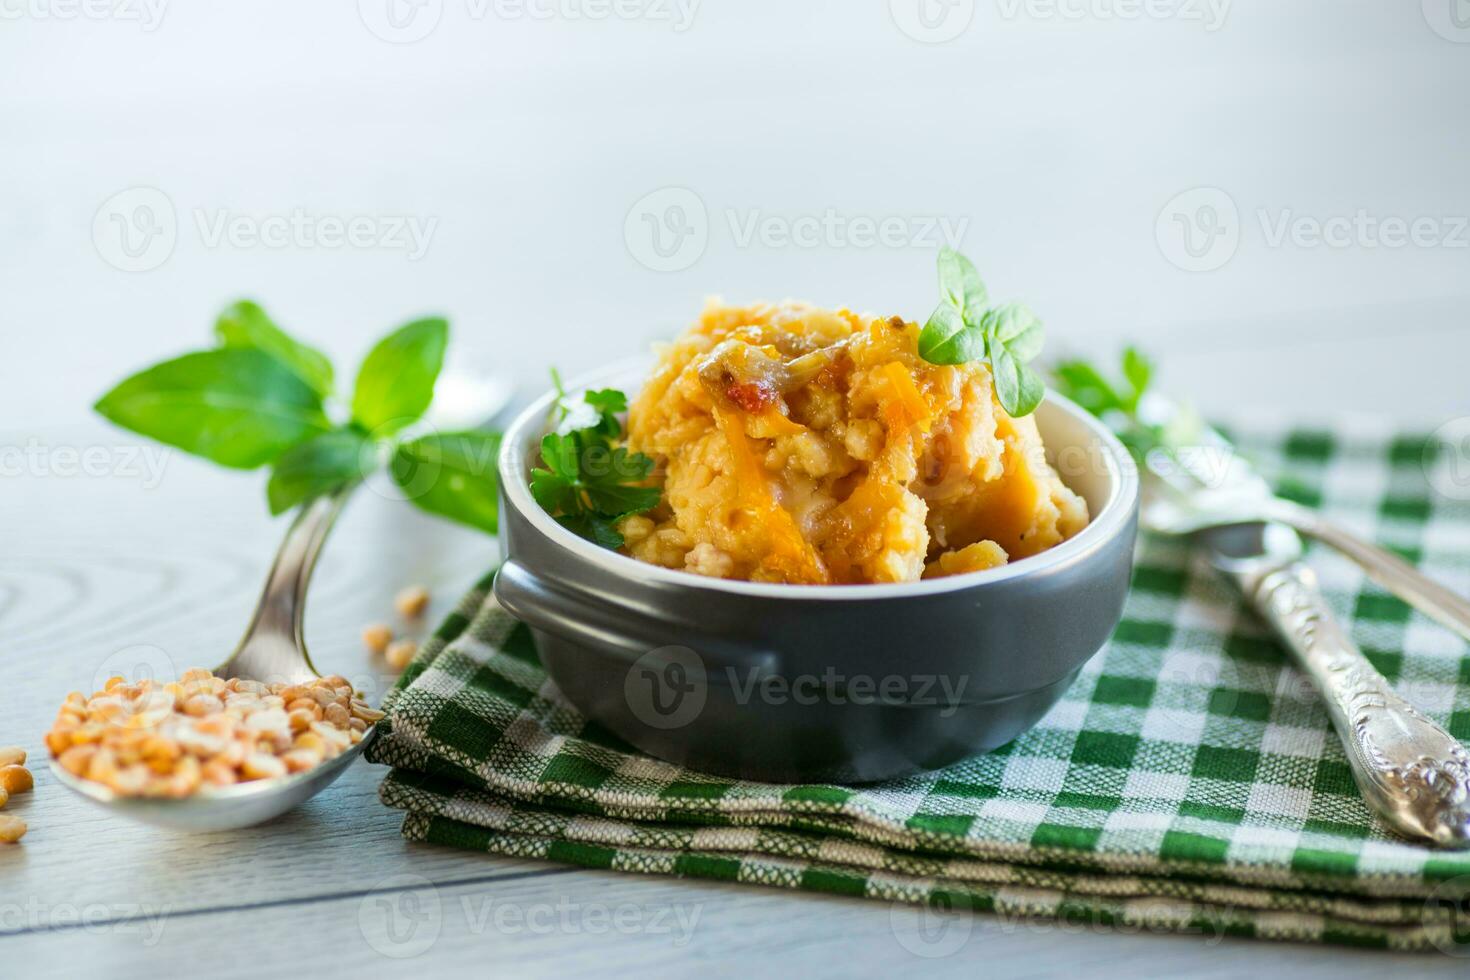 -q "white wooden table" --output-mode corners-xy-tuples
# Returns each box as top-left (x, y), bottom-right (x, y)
(4, 0), (1470, 974)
